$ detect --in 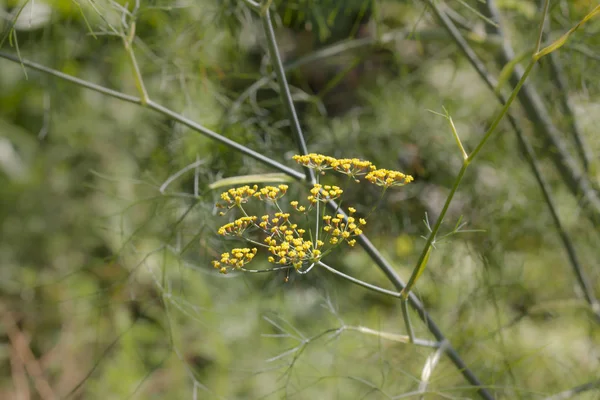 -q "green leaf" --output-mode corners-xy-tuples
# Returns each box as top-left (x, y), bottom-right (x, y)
(208, 173), (295, 190)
